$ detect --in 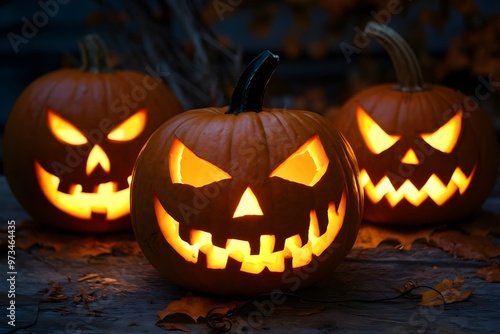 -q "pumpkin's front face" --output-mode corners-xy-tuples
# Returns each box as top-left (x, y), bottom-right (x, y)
(334, 85), (499, 224)
(132, 107), (362, 296)
(3, 69), (182, 233)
